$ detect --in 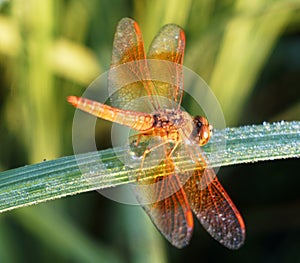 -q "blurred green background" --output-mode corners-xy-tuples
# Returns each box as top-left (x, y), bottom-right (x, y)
(0, 0), (300, 262)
